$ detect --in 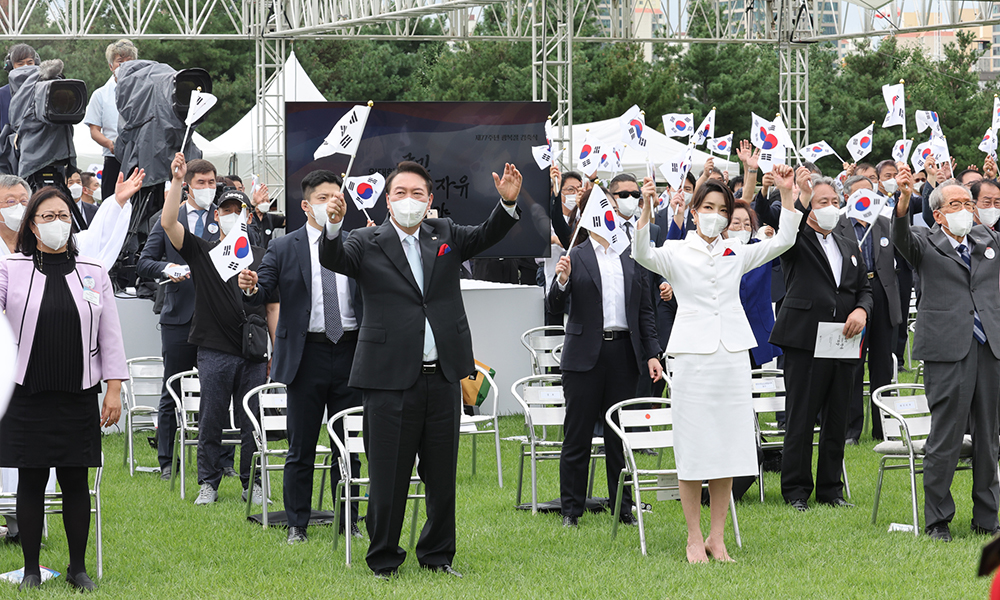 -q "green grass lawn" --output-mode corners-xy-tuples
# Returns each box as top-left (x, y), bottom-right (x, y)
(0, 364), (990, 598)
